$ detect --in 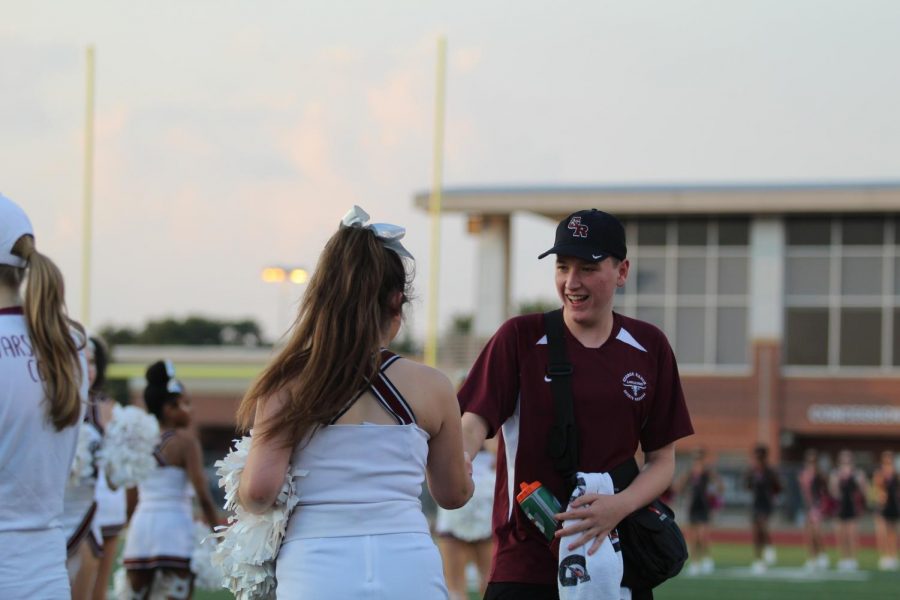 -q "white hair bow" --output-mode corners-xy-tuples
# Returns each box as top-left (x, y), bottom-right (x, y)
(341, 205), (414, 260)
